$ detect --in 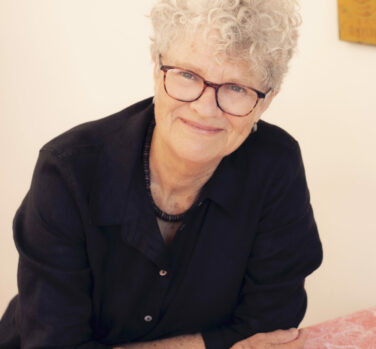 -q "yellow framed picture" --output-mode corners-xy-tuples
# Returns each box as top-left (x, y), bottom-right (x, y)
(338, 0), (376, 45)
